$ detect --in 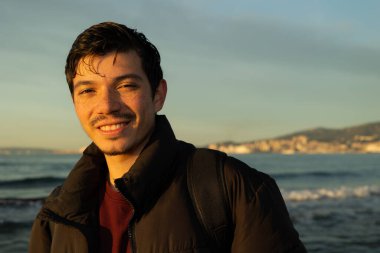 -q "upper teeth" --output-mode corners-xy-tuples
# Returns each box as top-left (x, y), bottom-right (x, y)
(100, 123), (124, 131)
